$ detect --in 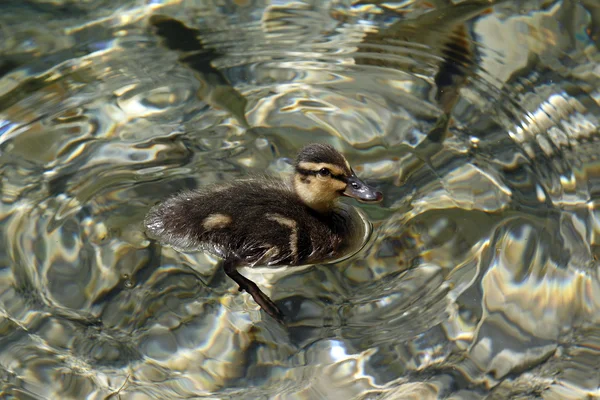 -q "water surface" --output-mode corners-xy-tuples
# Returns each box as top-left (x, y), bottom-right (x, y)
(1, 0), (599, 399)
